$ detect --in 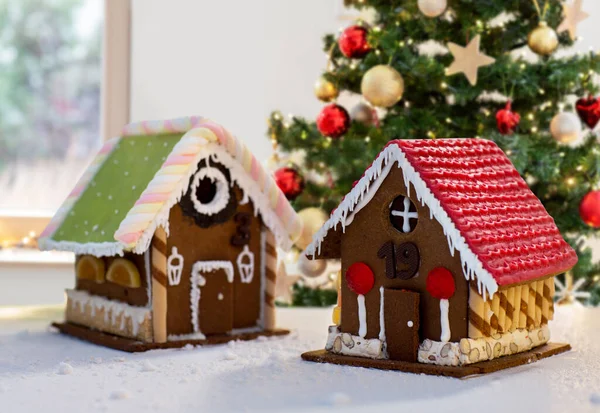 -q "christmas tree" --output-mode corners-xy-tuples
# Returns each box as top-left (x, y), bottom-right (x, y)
(269, 0), (600, 305)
